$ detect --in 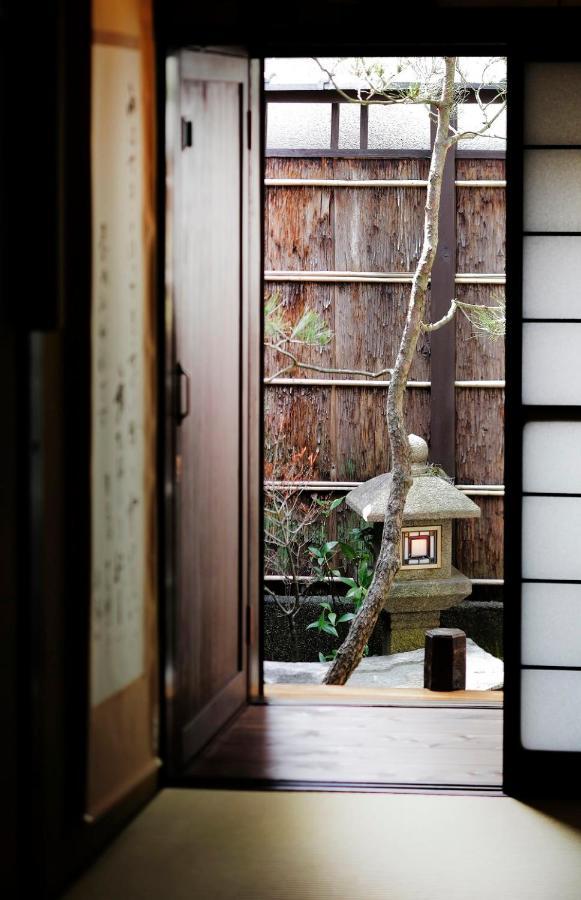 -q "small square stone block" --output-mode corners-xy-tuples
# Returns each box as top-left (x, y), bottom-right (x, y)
(424, 627), (466, 691)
